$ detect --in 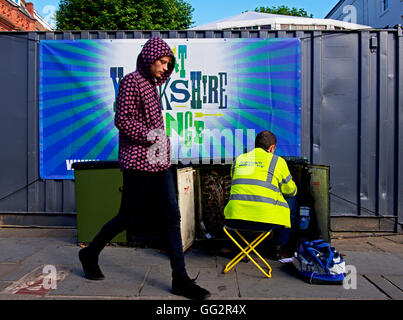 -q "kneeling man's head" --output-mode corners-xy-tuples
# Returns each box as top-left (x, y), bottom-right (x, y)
(255, 131), (277, 154)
